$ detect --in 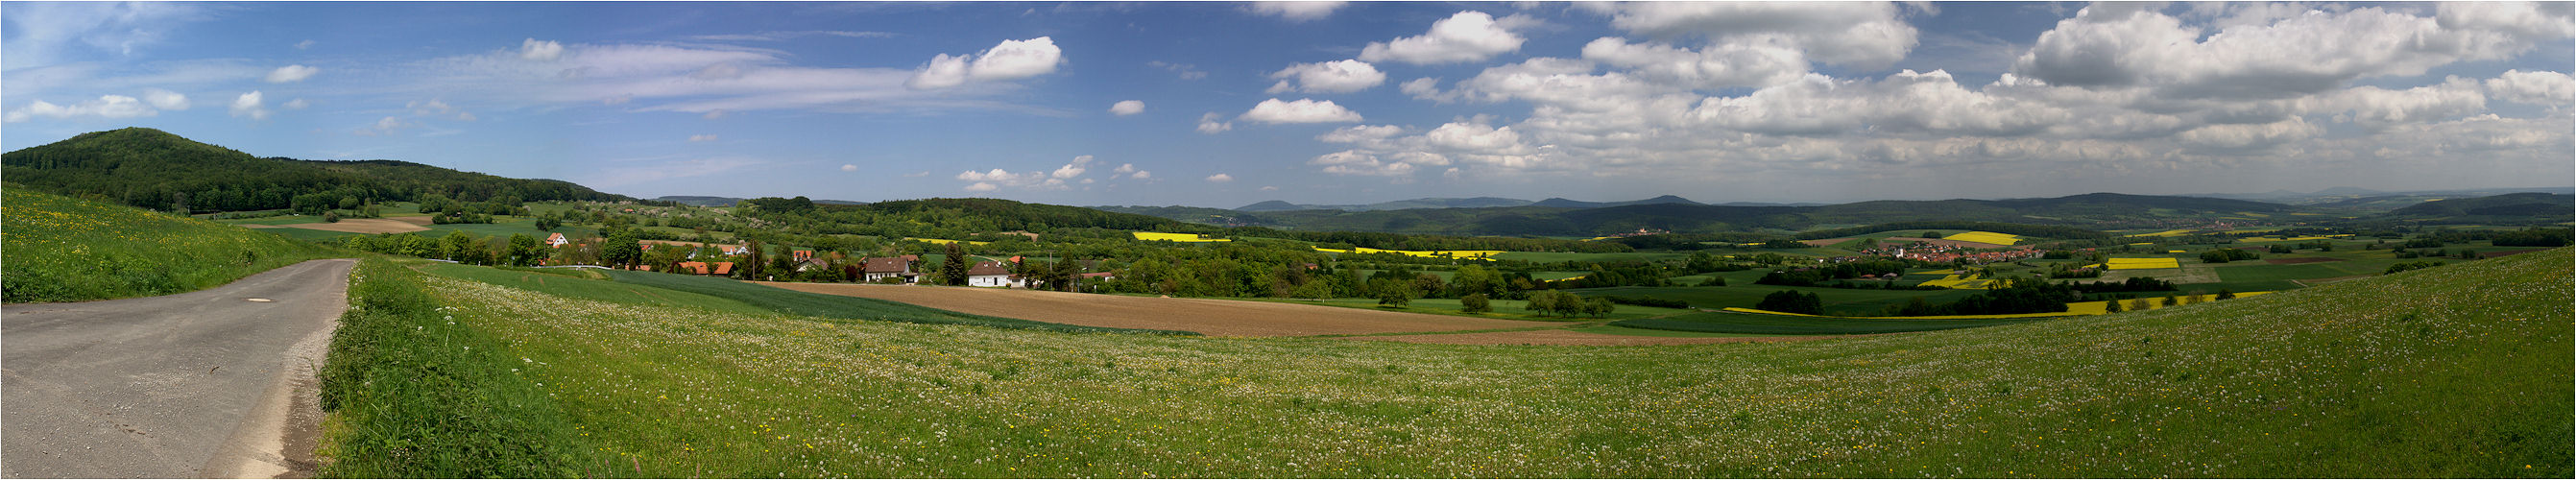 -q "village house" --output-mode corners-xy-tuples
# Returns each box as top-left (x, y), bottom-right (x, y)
(965, 261), (1013, 287)
(545, 232), (569, 248)
(858, 256), (917, 283)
